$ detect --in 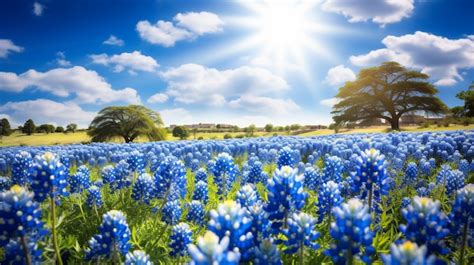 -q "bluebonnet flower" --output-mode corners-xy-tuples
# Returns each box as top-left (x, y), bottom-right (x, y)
(208, 201), (253, 261)
(190, 159), (200, 172)
(0, 186), (45, 247)
(266, 166), (307, 233)
(317, 180), (343, 223)
(188, 231), (241, 265)
(349, 149), (391, 213)
(400, 197), (449, 255)
(86, 210), (131, 260)
(101, 165), (116, 184)
(86, 185), (103, 208)
(0, 176), (11, 191)
(404, 162), (418, 185)
(282, 212), (320, 254)
(247, 202), (271, 247)
(11, 151), (33, 186)
(458, 159), (470, 175)
(435, 164), (452, 185)
(303, 166), (322, 191)
(4, 235), (43, 265)
(236, 184), (259, 208)
(420, 160), (432, 176)
(325, 198), (375, 264)
(111, 160), (132, 191)
(401, 197), (411, 209)
(322, 156), (344, 183)
(243, 161), (267, 184)
(382, 241), (441, 265)
(169, 222), (193, 257)
(125, 250), (153, 265)
(132, 173), (155, 205)
(445, 169), (465, 195)
(277, 146), (295, 169)
(187, 200), (206, 225)
(29, 152), (68, 202)
(68, 171), (91, 194)
(127, 150), (145, 173)
(254, 239), (282, 265)
(449, 184), (474, 261)
(195, 168), (208, 183)
(211, 153), (238, 197)
(162, 200), (182, 225)
(155, 157), (187, 199)
(416, 187), (430, 197)
(193, 180), (209, 204)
